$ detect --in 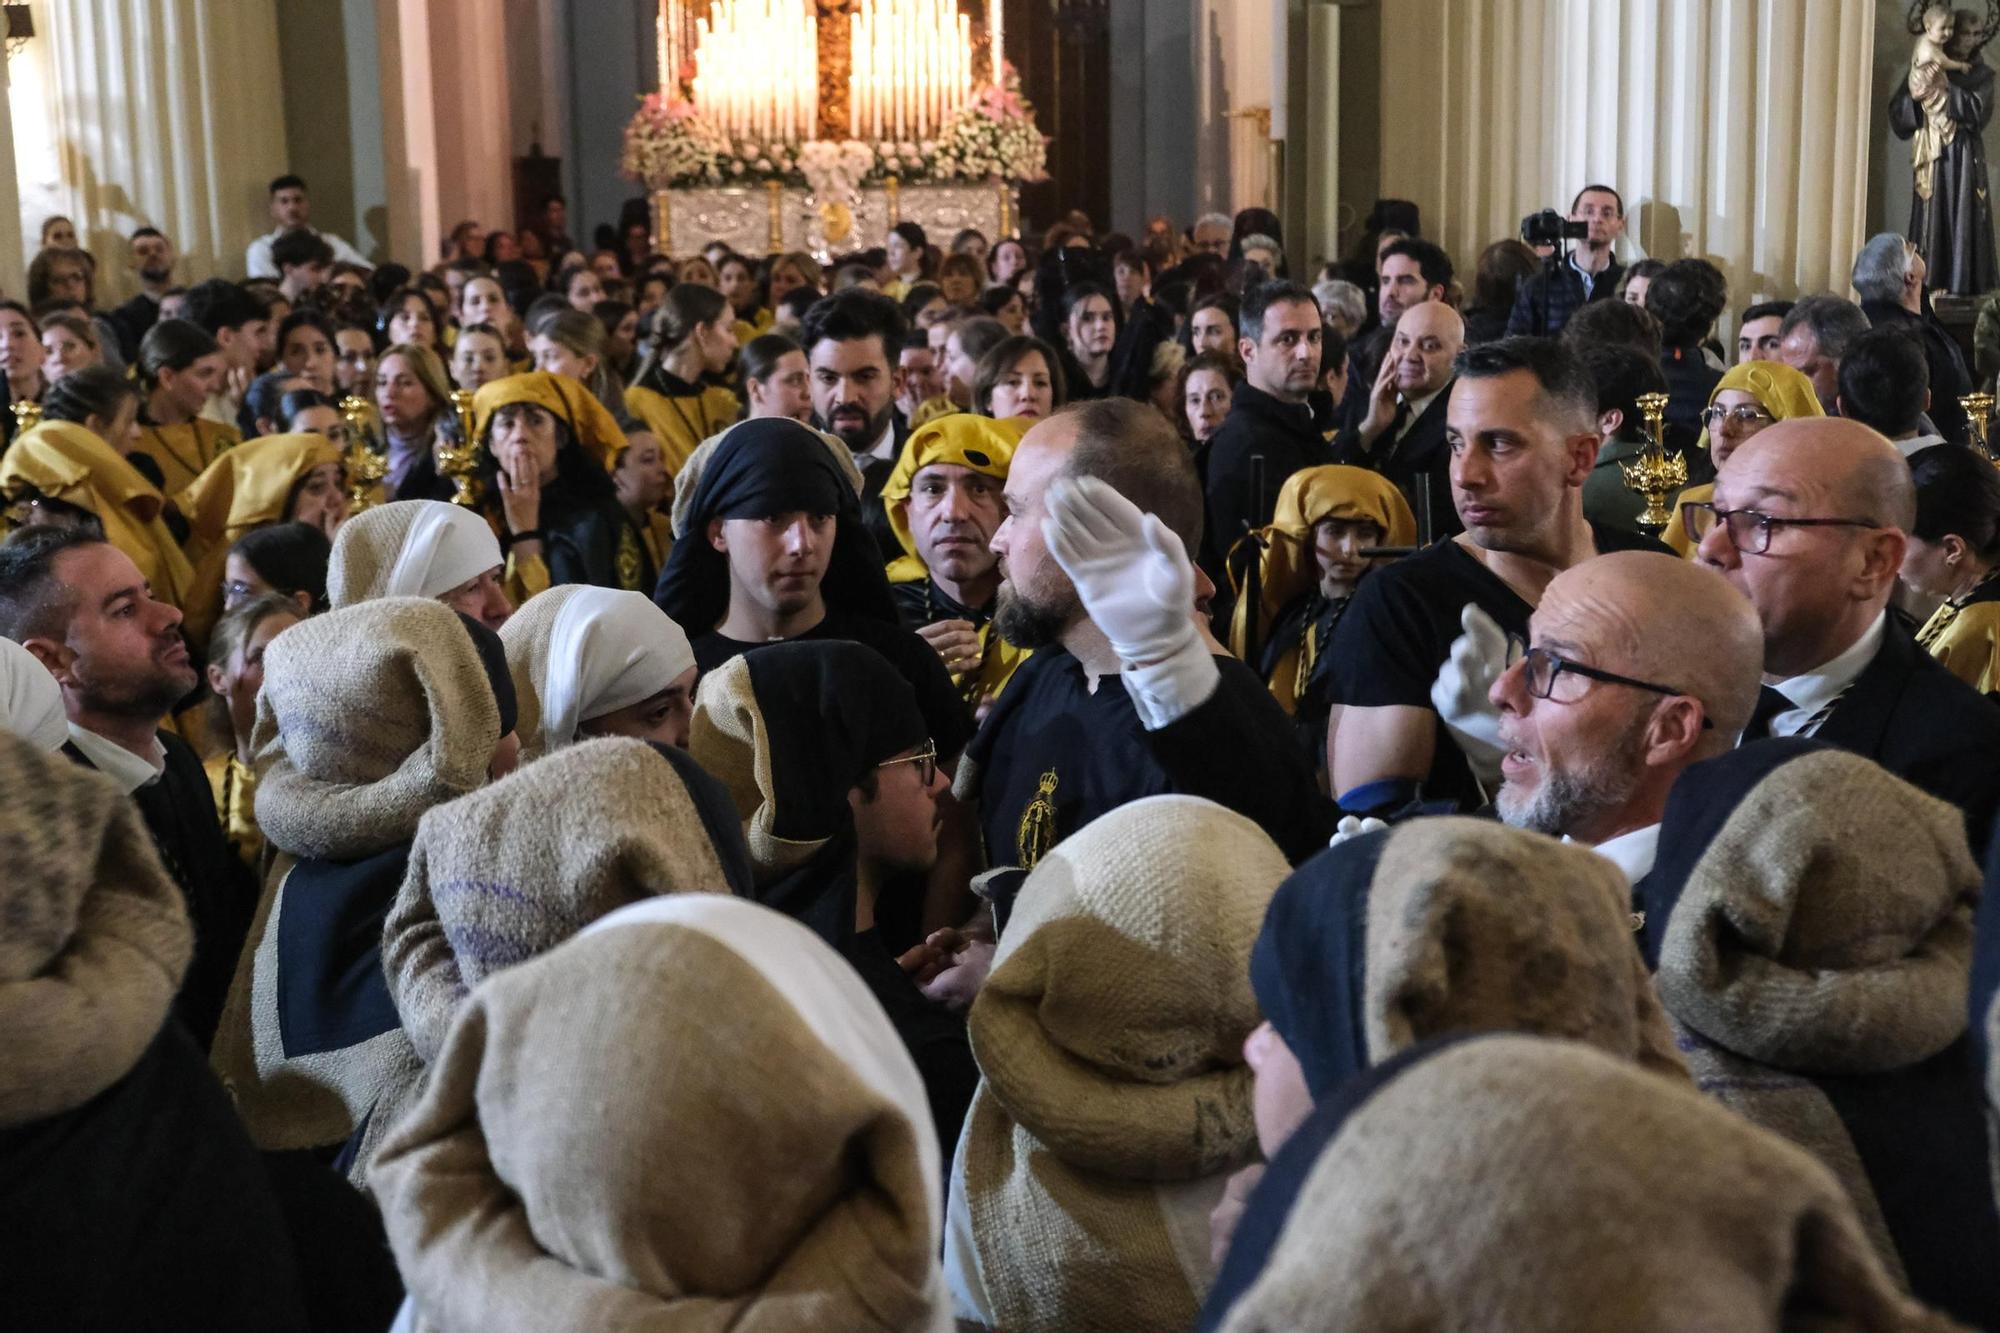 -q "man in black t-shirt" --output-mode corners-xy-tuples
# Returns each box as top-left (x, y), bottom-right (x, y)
(1327, 336), (1666, 815)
